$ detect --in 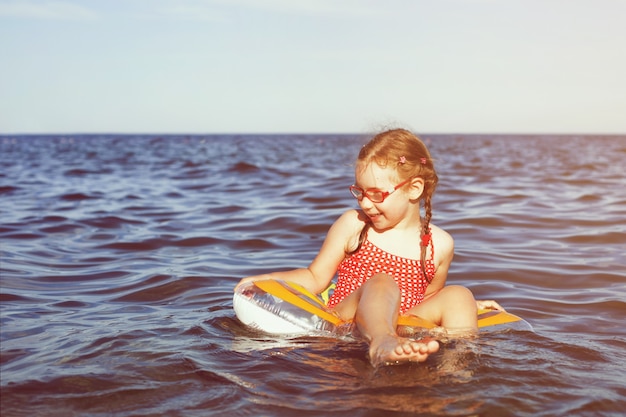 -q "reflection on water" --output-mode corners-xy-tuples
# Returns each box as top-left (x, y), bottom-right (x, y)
(1, 134), (625, 416)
